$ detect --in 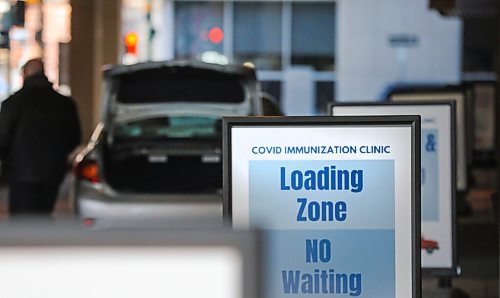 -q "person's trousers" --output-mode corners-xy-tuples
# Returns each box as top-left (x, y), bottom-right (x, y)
(8, 181), (60, 216)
